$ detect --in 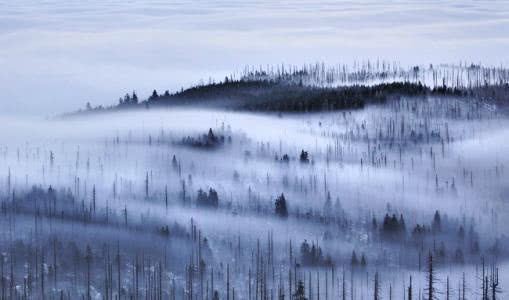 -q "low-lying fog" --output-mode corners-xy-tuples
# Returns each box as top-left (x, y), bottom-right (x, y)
(0, 95), (507, 299)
